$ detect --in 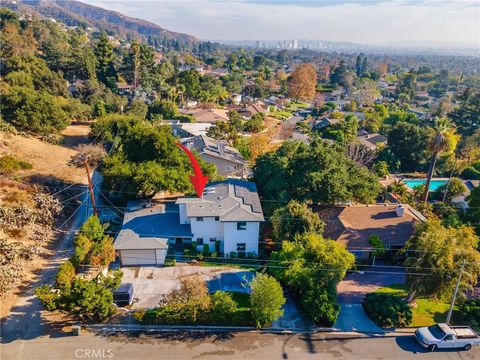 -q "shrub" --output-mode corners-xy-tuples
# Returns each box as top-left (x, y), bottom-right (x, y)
(34, 285), (59, 311)
(458, 299), (480, 330)
(211, 251), (218, 258)
(229, 251), (237, 258)
(0, 155), (32, 174)
(207, 291), (238, 324)
(247, 252), (254, 259)
(203, 244), (210, 256)
(215, 240), (221, 253)
(301, 285), (339, 326)
(362, 293), (412, 328)
(250, 273), (286, 328)
(56, 260), (76, 290)
(191, 241), (197, 252)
